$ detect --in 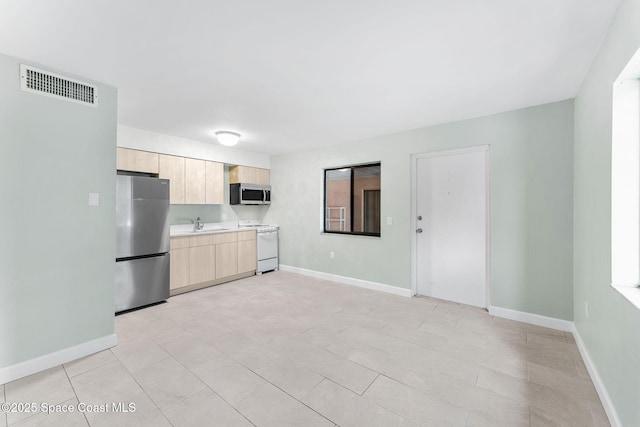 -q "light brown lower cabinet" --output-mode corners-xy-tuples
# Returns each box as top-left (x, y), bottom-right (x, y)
(169, 231), (256, 294)
(237, 230), (257, 274)
(170, 236), (190, 290)
(189, 245), (216, 284)
(216, 242), (238, 279)
(170, 248), (190, 290)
